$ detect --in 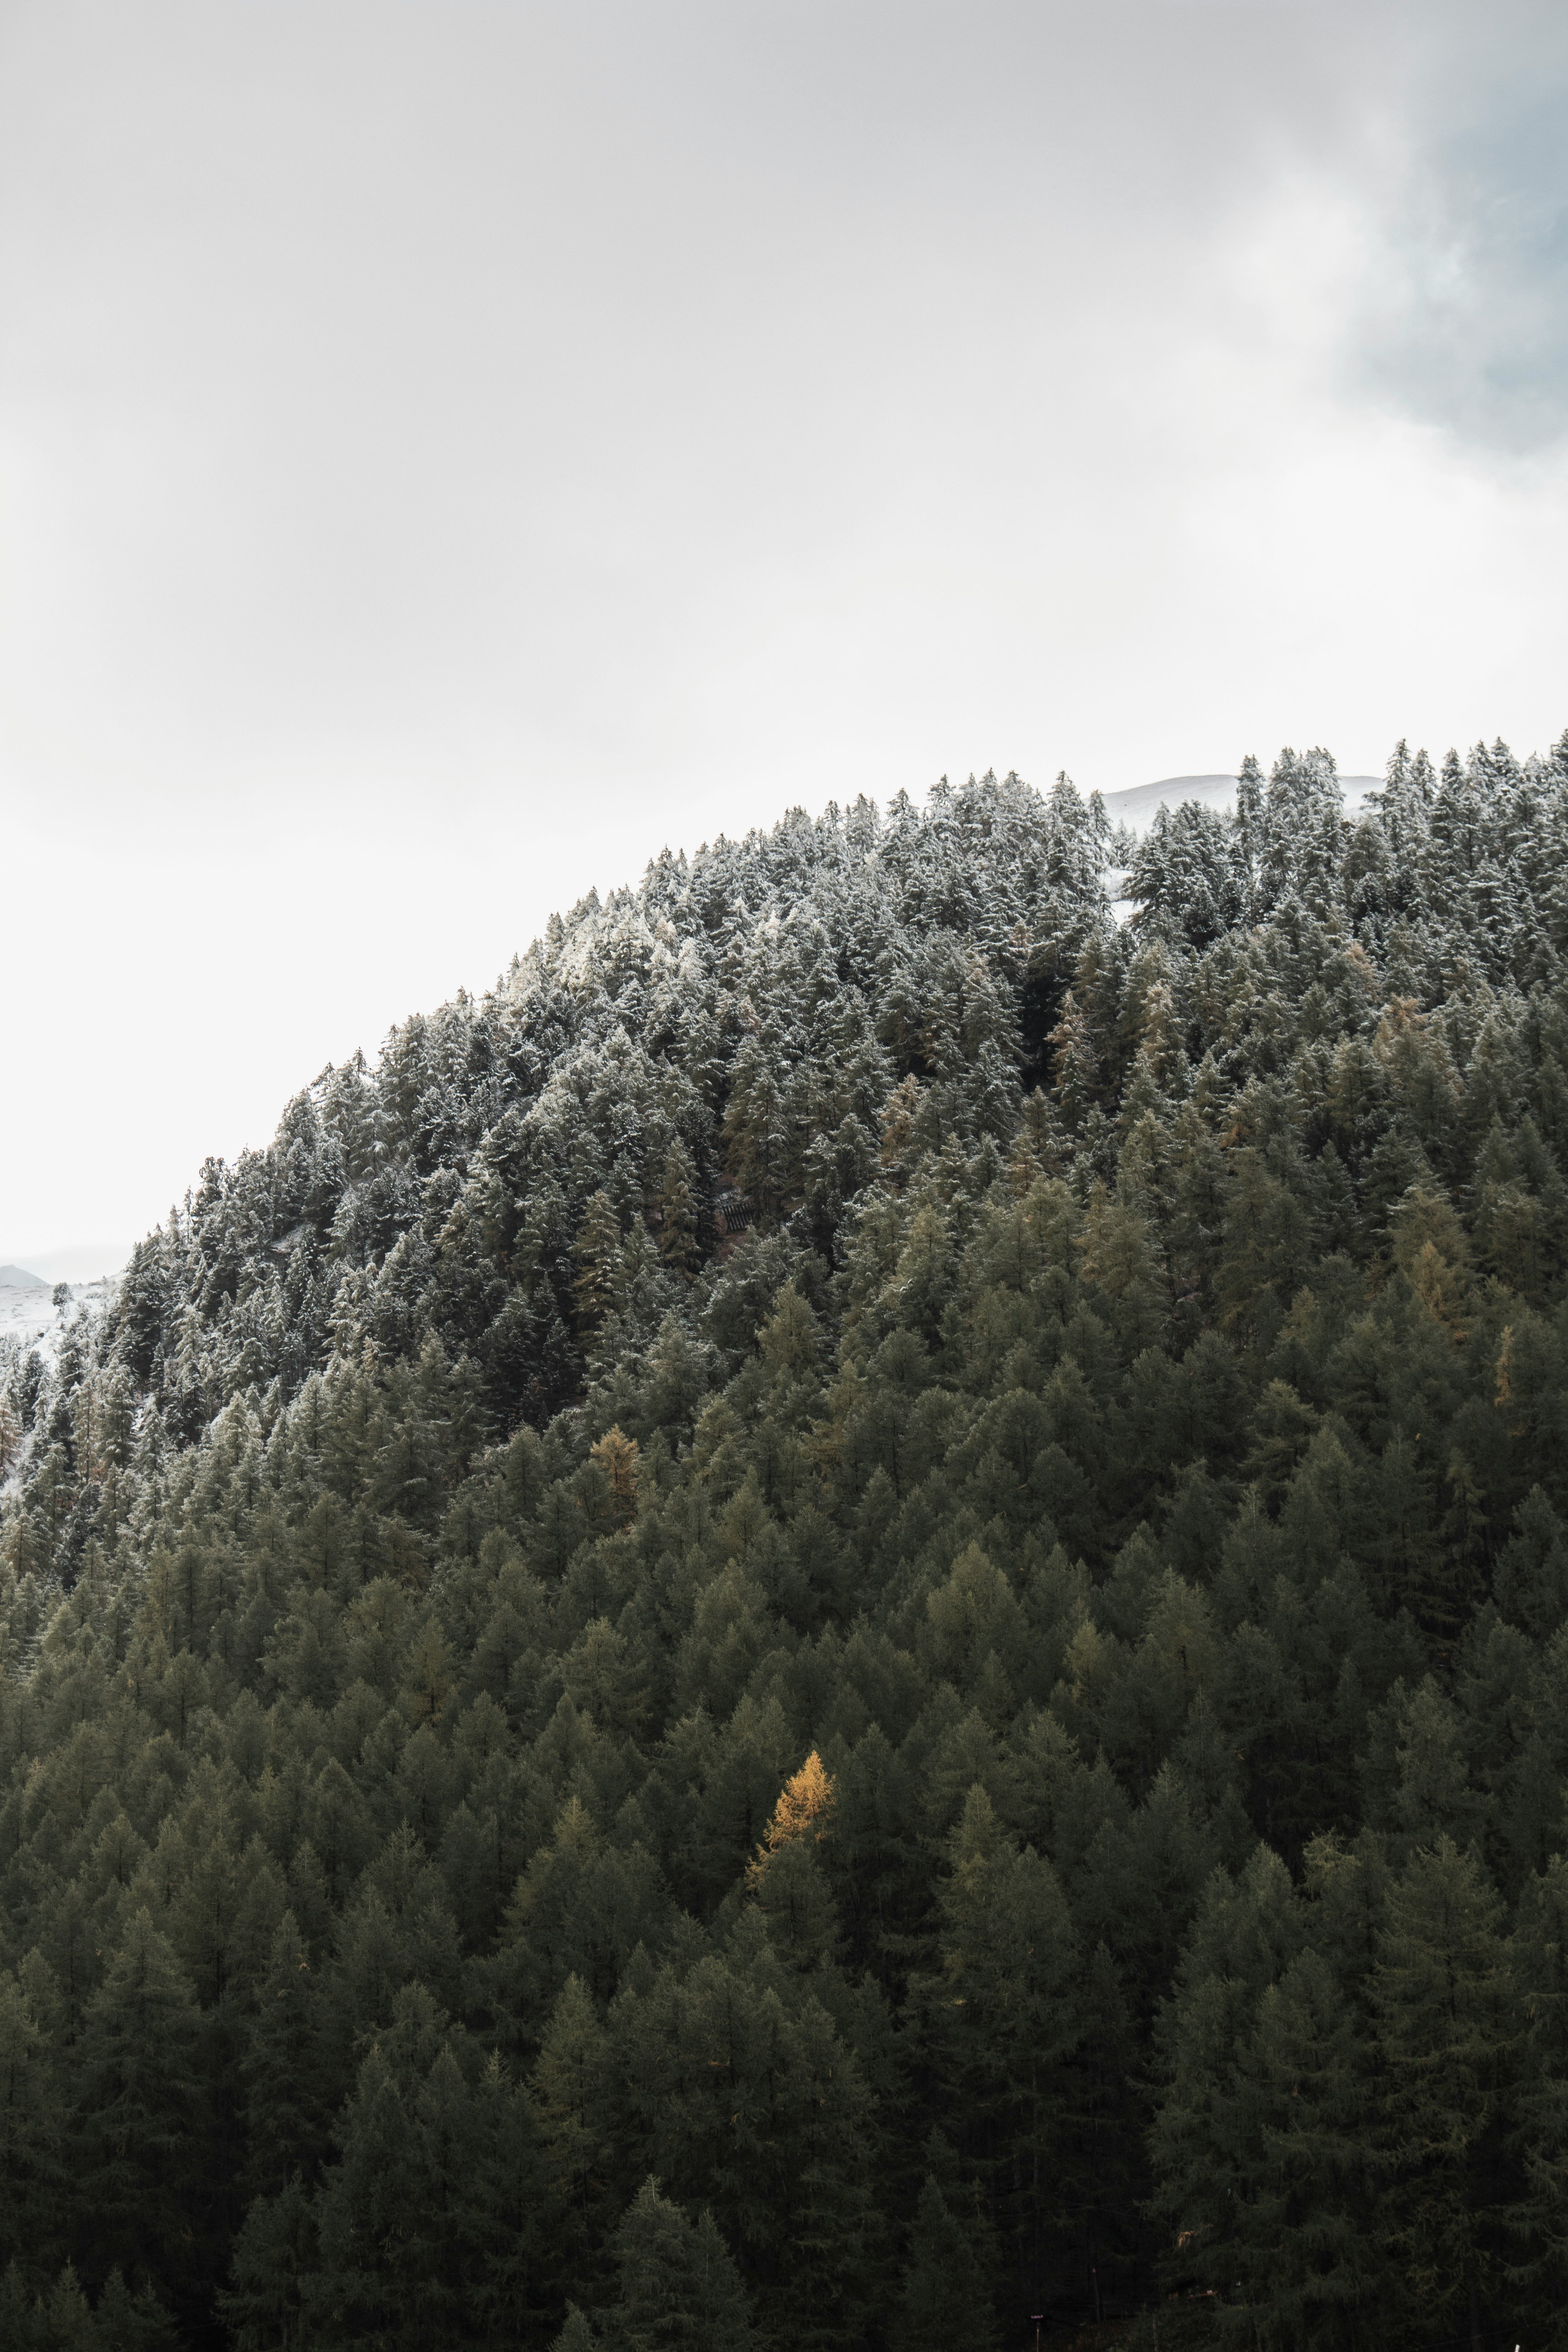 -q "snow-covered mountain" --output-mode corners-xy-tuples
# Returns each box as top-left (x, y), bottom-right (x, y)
(1101, 770), (1382, 834)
